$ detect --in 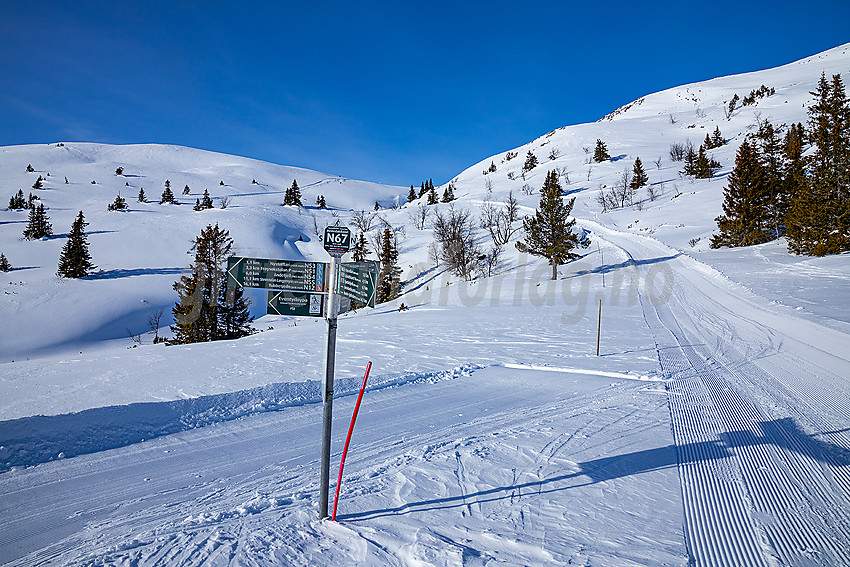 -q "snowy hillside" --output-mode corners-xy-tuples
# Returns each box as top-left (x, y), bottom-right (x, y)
(0, 143), (406, 360)
(1, 45), (849, 566)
